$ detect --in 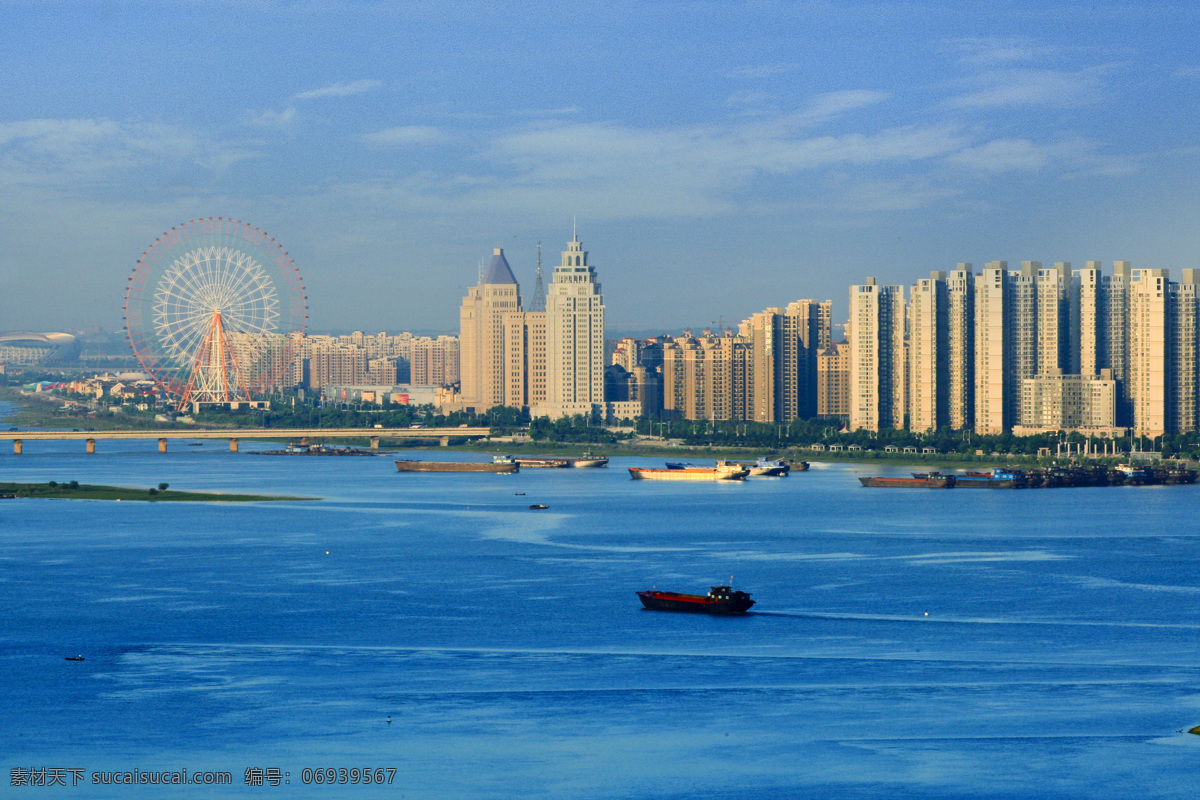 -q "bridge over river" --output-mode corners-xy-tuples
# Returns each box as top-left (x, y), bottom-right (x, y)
(0, 427), (492, 455)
